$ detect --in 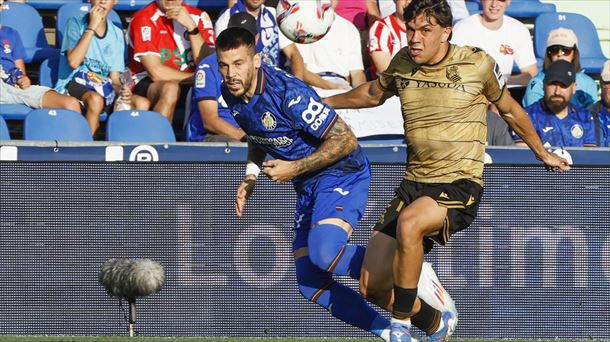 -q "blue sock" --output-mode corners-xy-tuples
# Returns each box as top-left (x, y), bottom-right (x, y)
(307, 224), (365, 279)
